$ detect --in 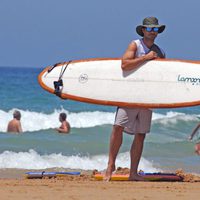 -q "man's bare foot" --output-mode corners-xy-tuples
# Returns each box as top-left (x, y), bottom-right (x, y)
(128, 174), (146, 181)
(103, 165), (116, 181)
